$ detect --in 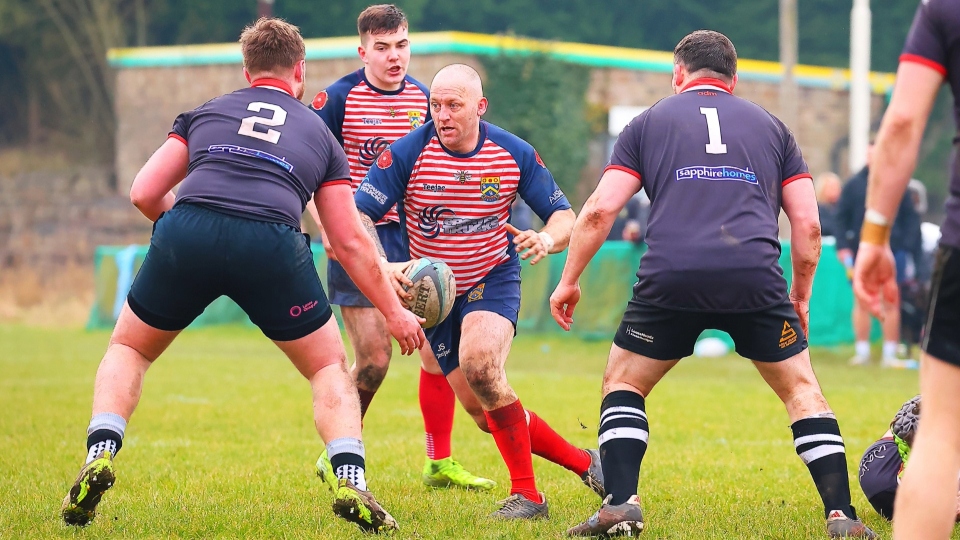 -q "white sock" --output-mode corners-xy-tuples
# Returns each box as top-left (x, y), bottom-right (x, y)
(336, 464), (367, 491)
(86, 440), (117, 464)
(855, 341), (870, 358)
(882, 341), (898, 359)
